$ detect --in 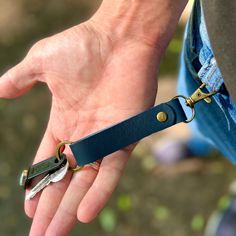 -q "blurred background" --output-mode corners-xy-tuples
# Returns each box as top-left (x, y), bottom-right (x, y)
(0, 0), (236, 235)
